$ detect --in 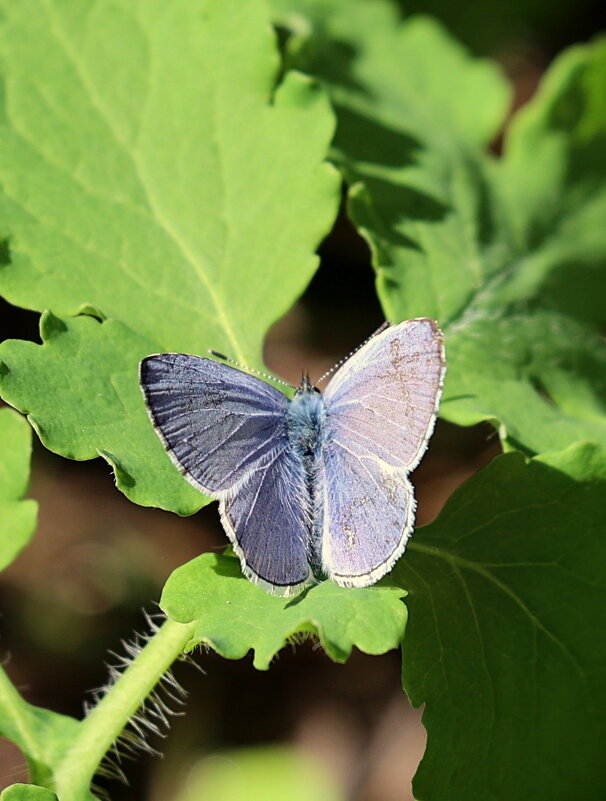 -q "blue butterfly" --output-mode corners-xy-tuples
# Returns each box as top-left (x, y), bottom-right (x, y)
(139, 318), (445, 596)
